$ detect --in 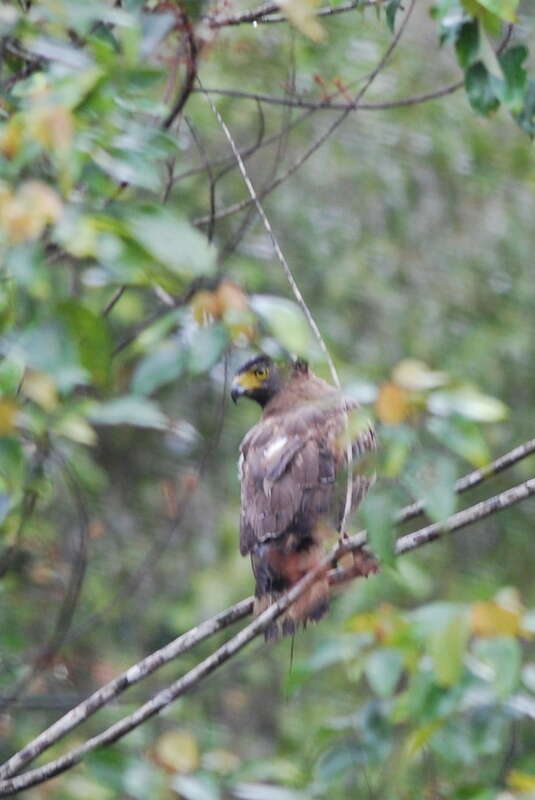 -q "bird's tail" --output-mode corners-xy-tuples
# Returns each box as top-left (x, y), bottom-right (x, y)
(252, 537), (329, 640)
